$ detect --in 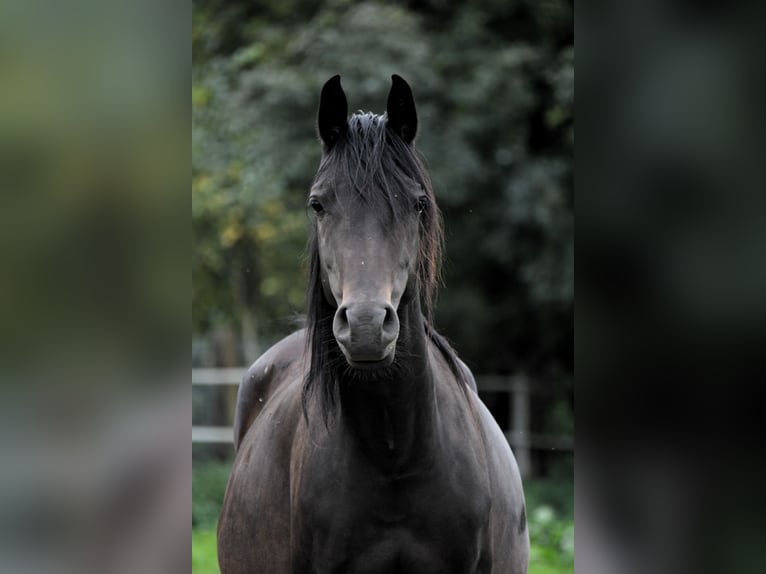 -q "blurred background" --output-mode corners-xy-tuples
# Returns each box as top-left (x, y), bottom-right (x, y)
(192, 1), (573, 573)
(0, 0), (188, 572)
(7, 0), (763, 571)
(577, 2), (766, 574)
